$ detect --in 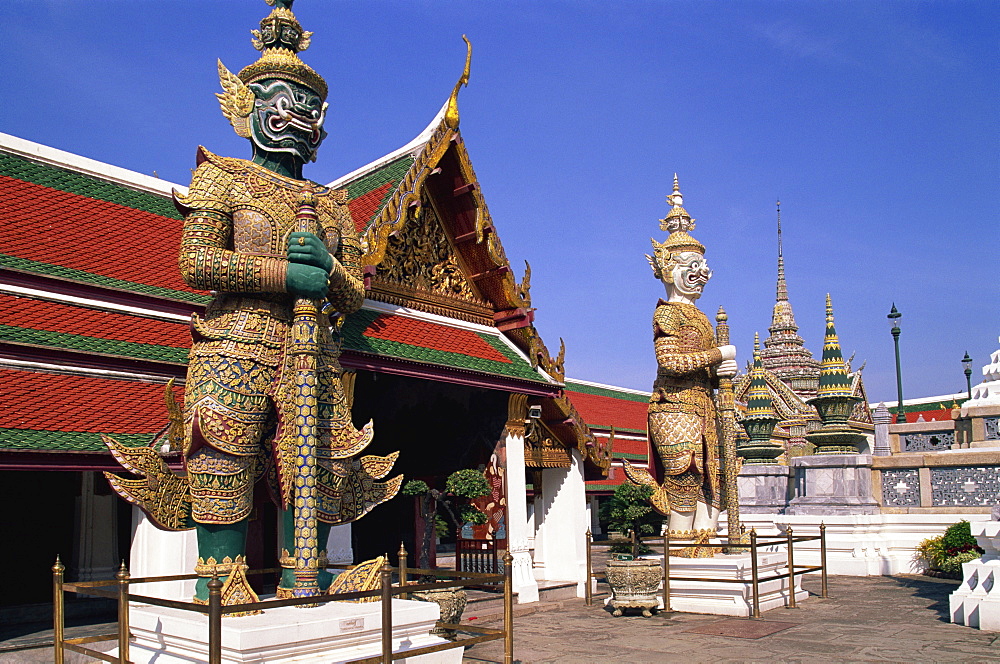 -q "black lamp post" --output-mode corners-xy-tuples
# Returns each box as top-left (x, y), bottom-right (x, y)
(888, 304), (904, 424)
(962, 352), (973, 400)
